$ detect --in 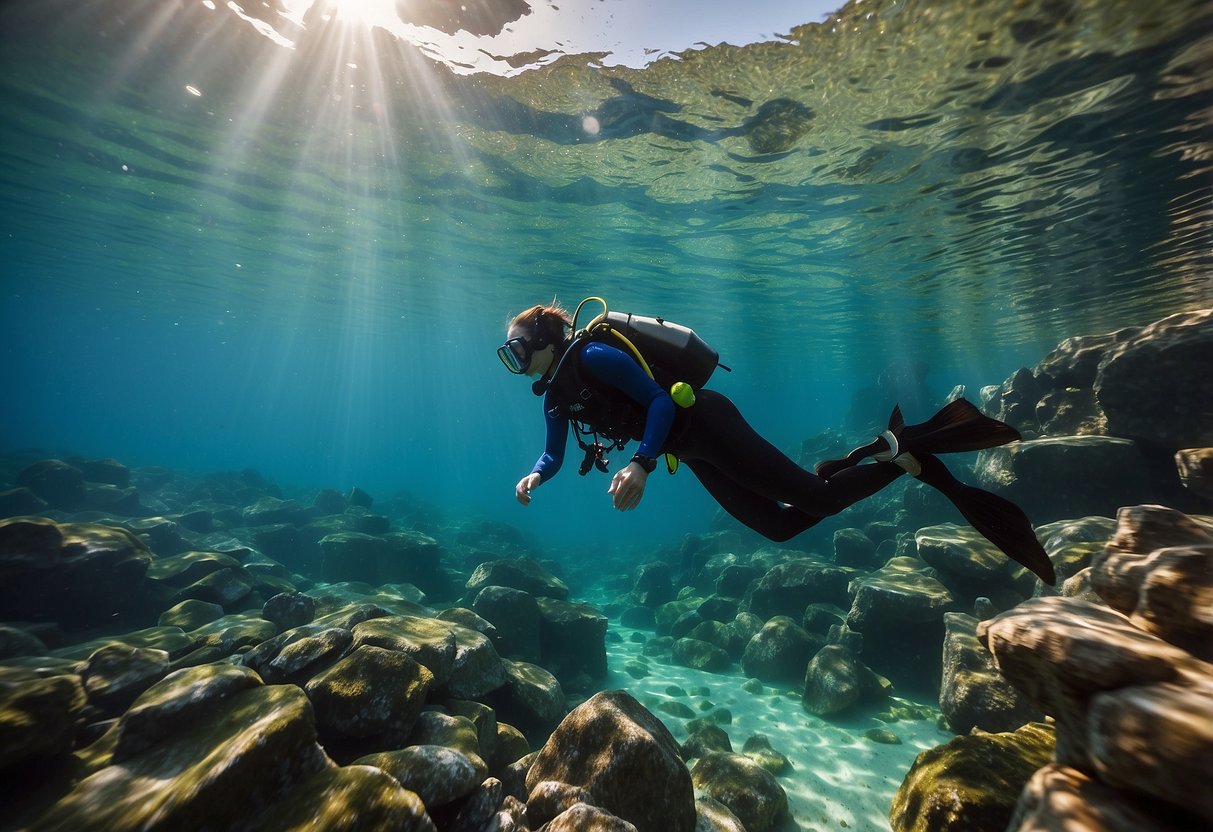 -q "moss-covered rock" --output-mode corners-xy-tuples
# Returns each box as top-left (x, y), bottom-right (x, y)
(113, 663), (264, 761)
(672, 637), (731, 673)
(741, 615), (823, 683)
(526, 690), (695, 832)
(158, 598), (225, 630)
(352, 615), (458, 686)
(890, 722), (1055, 832)
(29, 684), (330, 831)
(690, 751), (788, 832)
(0, 666), (87, 770)
(408, 711), (489, 781)
(354, 744), (480, 809)
(304, 645), (433, 745)
(802, 644), (885, 717)
(81, 643), (170, 714)
(257, 764), (436, 831)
